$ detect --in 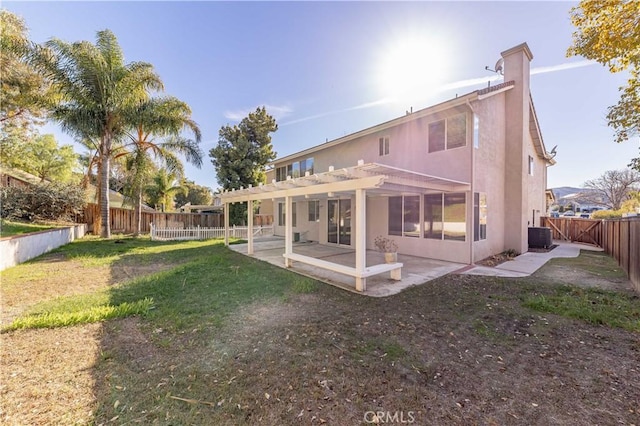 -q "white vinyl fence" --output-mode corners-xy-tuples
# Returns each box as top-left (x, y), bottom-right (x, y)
(150, 223), (274, 241)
